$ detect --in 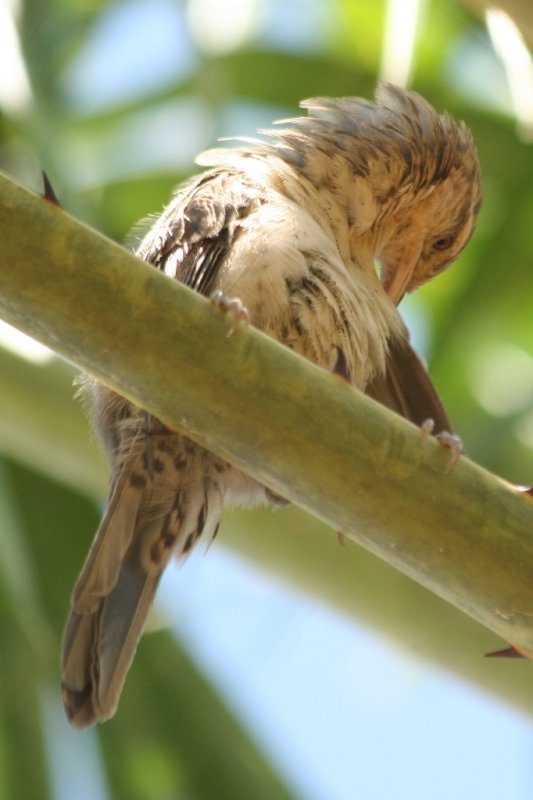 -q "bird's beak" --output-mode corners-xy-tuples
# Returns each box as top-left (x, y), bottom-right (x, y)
(382, 246), (422, 306)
